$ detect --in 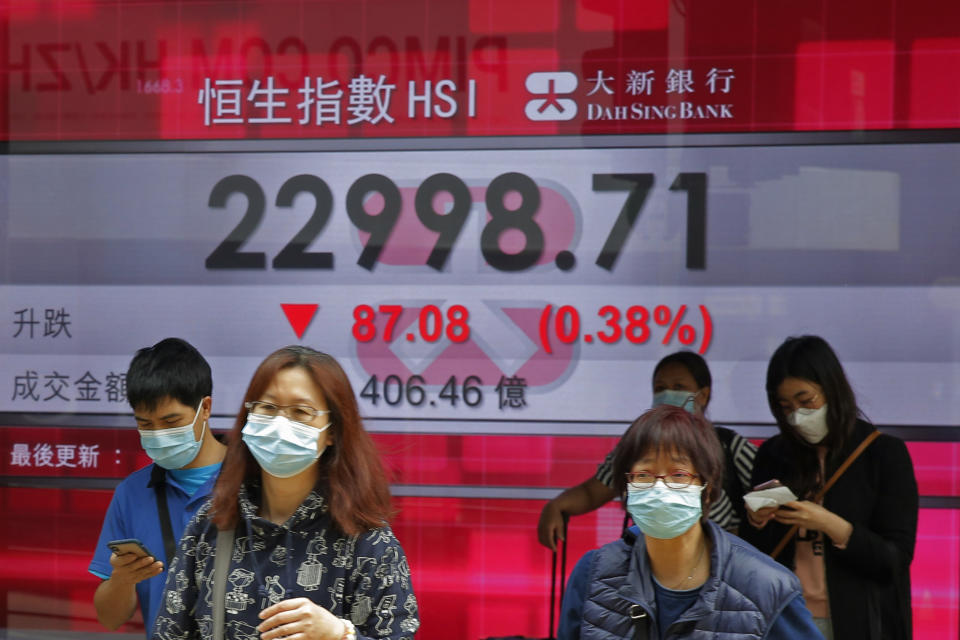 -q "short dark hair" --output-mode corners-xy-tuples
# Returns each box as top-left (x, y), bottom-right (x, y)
(612, 405), (724, 513)
(653, 351), (712, 391)
(126, 338), (212, 412)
